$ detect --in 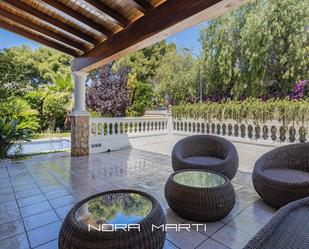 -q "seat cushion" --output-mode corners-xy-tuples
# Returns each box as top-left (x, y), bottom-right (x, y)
(183, 156), (223, 165)
(263, 168), (309, 183)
